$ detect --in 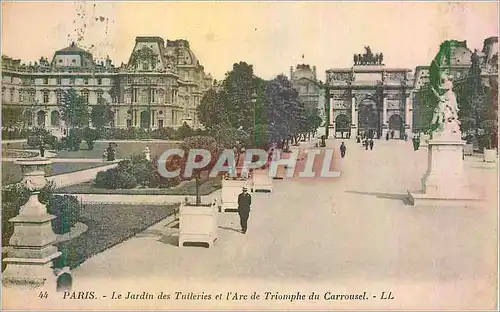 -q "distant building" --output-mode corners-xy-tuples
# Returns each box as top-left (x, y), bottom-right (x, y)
(1, 37), (214, 133)
(290, 63), (325, 120)
(412, 37), (498, 133)
(412, 40), (473, 131)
